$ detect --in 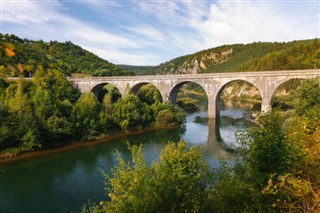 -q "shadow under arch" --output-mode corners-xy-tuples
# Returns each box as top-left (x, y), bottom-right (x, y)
(91, 83), (122, 103)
